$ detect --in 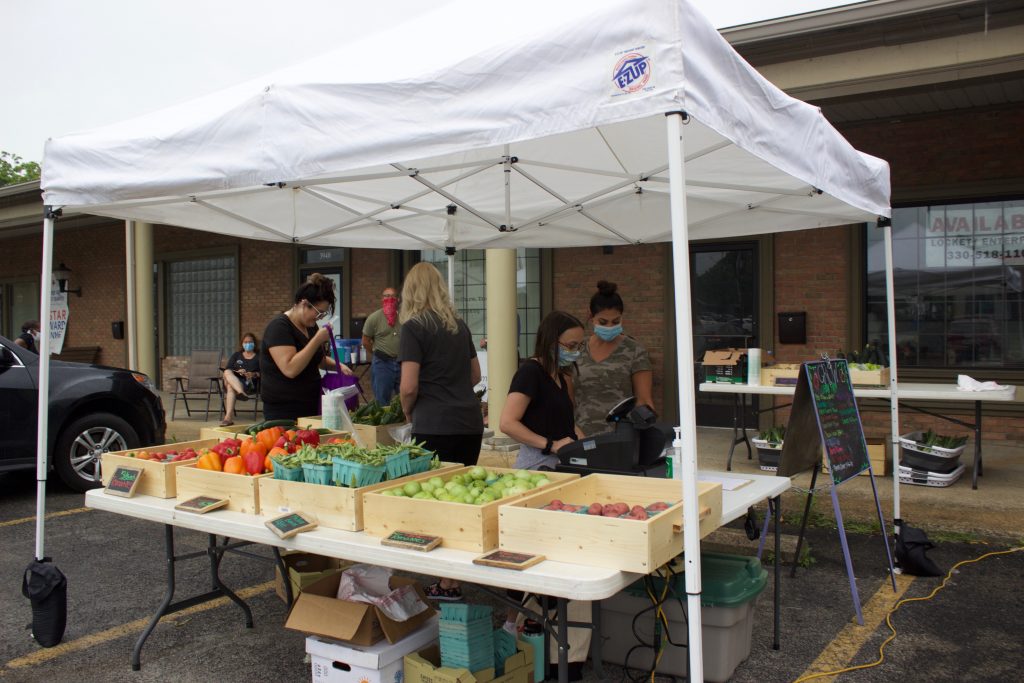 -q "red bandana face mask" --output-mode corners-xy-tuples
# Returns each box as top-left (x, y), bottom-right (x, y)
(383, 297), (398, 326)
